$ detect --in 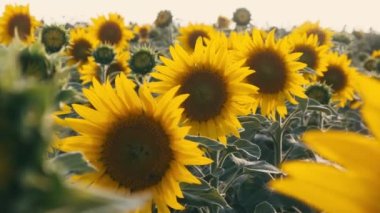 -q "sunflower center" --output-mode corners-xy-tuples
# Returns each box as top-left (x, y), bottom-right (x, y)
(246, 49), (287, 94)
(307, 29), (326, 45)
(139, 28), (149, 39)
(130, 50), (156, 75)
(294, 45), (318, 69)
(179, 70), (227, 121)
(102, 114), (172, 192)
(320, 65), (347, 92)
(71, 39), (92, 63)
(188, 30), (209, 50)
(106, 62), (124, 75)
(7, 14), (31, 40)
(98, 22), (122, 45)
(42, 27), (66, 53)
(306, 85), (330, 105)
